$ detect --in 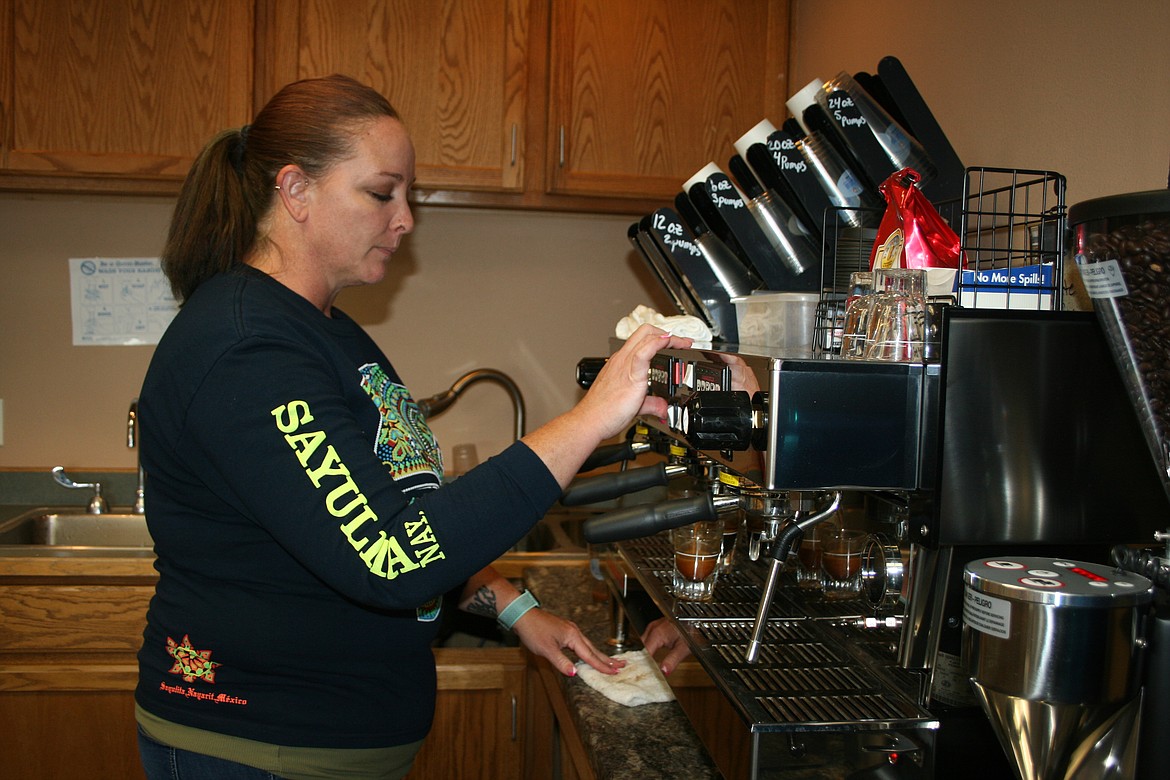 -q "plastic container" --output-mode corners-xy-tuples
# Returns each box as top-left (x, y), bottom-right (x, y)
(1070, 189), (1170, 498)
(731, 292), (819, 351)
